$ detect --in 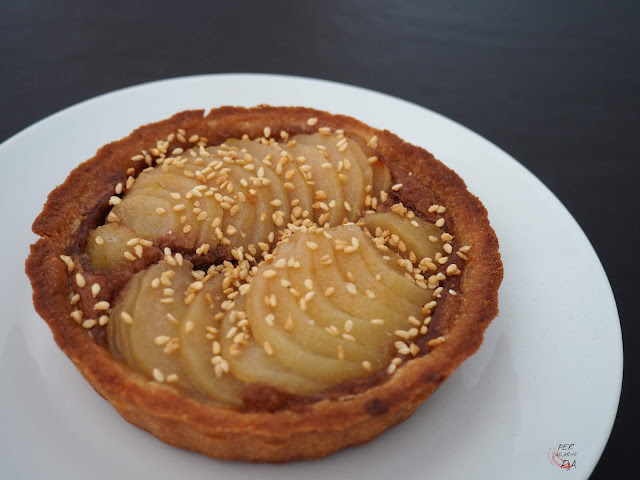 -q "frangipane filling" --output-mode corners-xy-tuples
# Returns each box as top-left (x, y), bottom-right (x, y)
(69, 125), (468, 408)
